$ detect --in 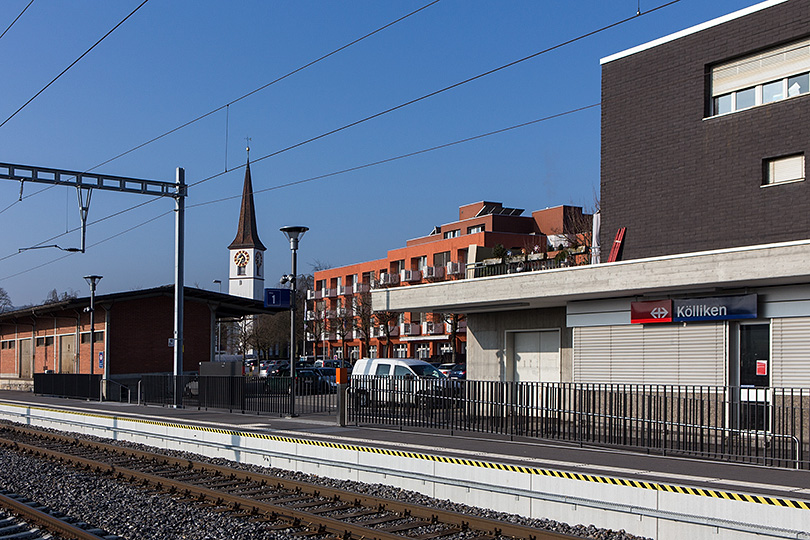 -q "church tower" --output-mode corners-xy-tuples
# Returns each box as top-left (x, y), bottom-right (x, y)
(229, 159), (266, 300)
